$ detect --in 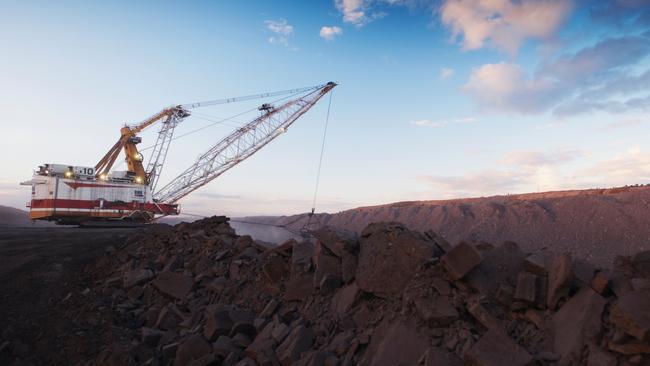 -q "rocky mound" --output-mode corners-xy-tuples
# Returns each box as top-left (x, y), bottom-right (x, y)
(243, 185), (650, 268)
(4, 216), (648, 365)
